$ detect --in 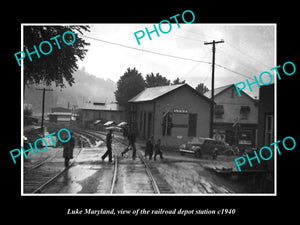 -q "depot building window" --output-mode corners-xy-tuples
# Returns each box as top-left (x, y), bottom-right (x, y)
(188, 113), (197, 137)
